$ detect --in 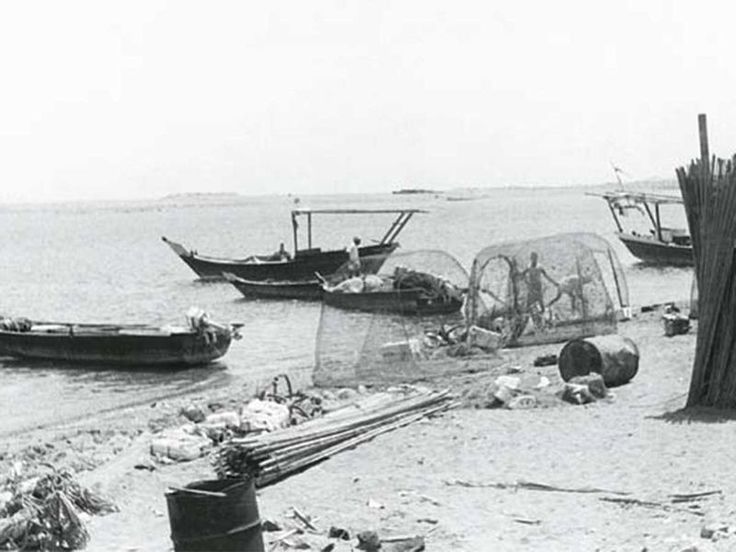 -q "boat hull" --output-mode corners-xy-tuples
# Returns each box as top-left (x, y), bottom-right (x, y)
(0, 328), (232, 367)
(226, 275), (323, 300)
(323, 288), (462, 315)
(617, 233), (693, 266)
(167, 240), (399, 281)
